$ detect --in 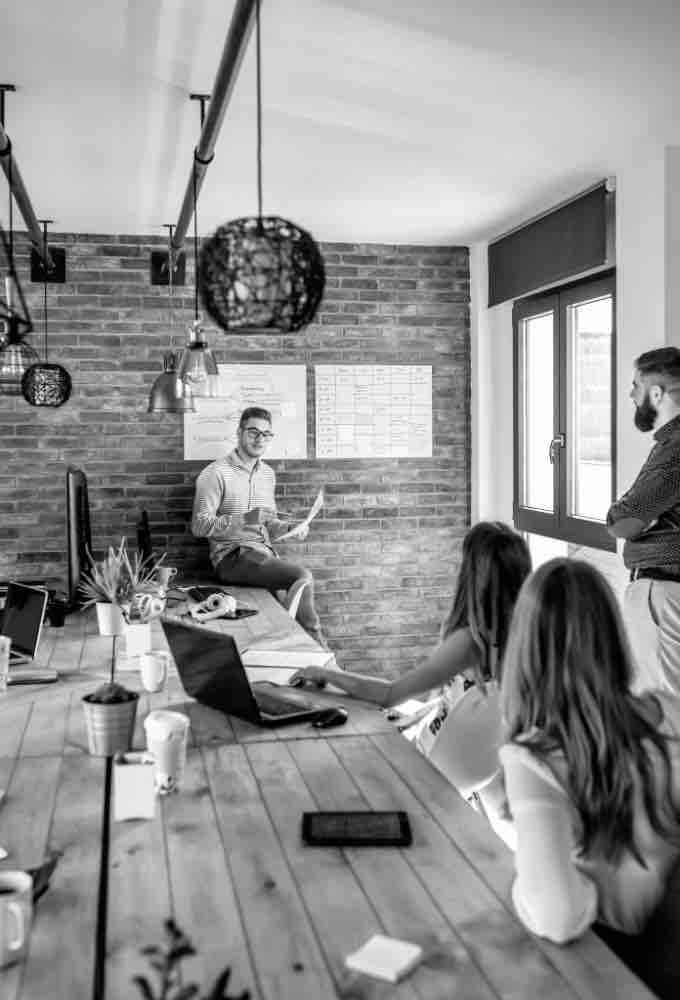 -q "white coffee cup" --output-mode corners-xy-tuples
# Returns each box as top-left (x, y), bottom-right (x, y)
(144, 710), (190, 795)
(0, 871), (33, 969)
(156, 567), (178, 590)
(140, 650), (169, 693)
(0, 636), (10, 694)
